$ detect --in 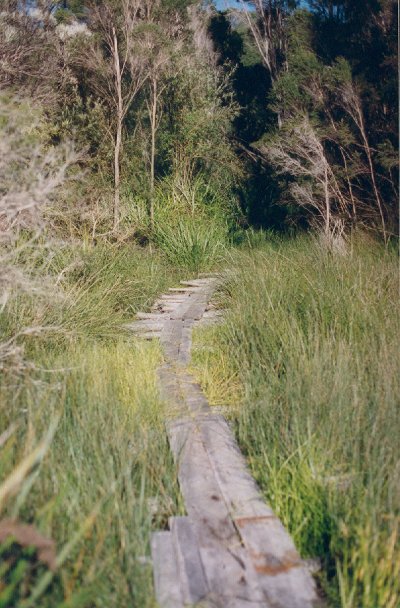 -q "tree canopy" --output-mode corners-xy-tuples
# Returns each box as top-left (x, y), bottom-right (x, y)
(0, 0), (397, 239)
